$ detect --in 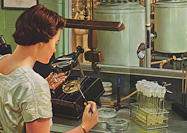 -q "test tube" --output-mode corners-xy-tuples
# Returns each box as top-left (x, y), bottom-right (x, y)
(152, 84), (158, 113)
(136, 81), (141, 106)
(159, 86), (166, 111)
(146, 85), (153, 112)
(154, 84), (160, 113)
(141, 84), (147, 109)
